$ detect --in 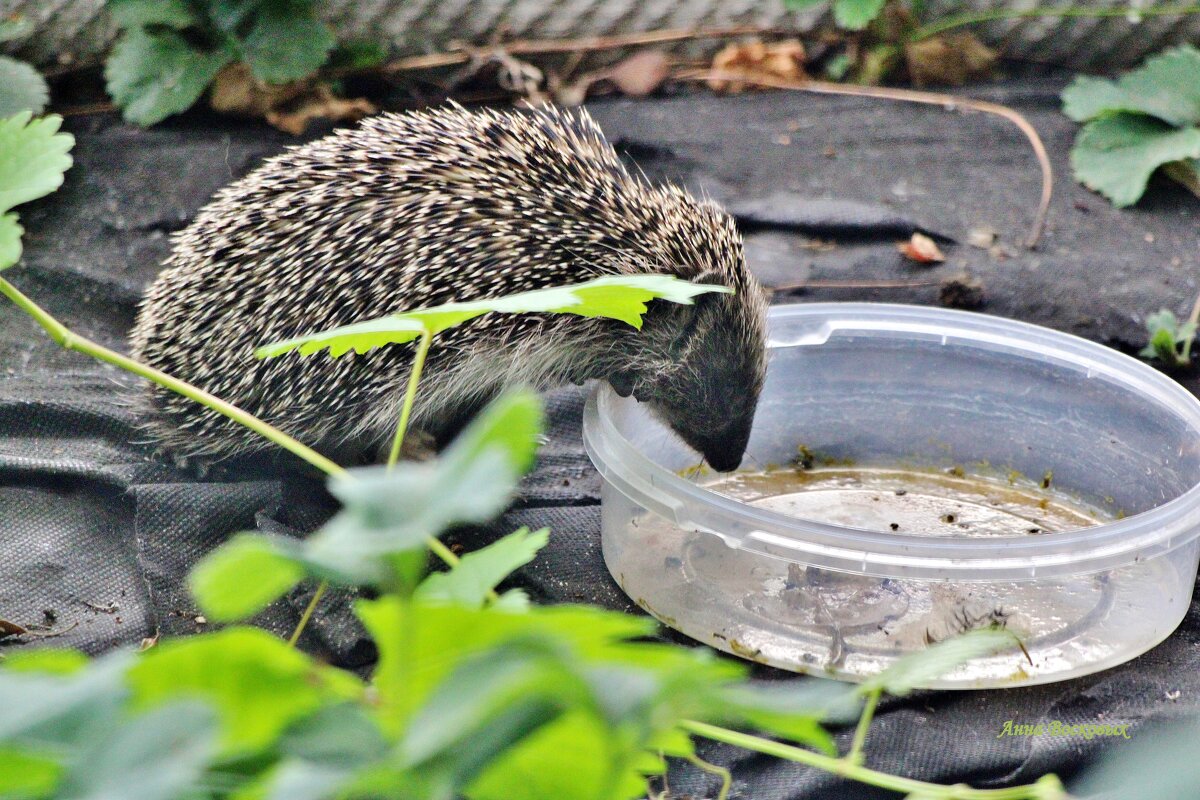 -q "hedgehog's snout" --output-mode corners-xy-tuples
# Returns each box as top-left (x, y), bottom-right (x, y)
(689, 421), (752, 473)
